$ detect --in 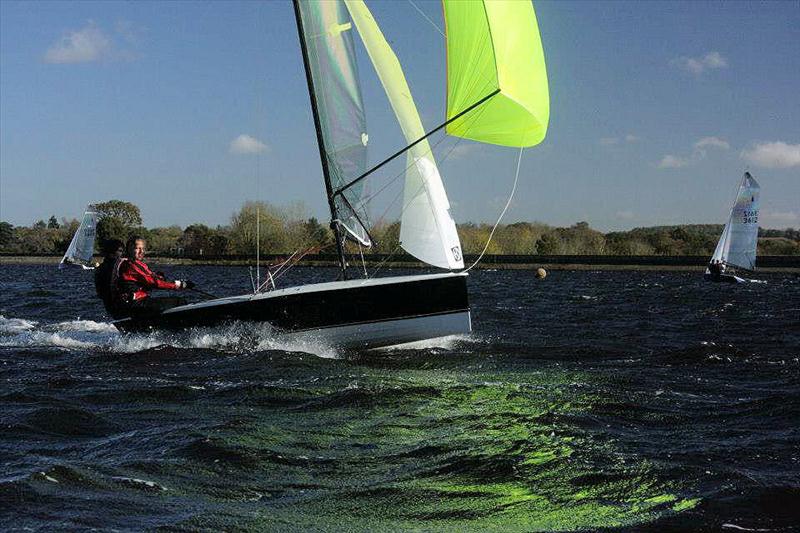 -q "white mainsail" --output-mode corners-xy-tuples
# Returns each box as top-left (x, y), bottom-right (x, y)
(710, 172), (760, 271)
(59, 205), (99, 269)
(344, 0), (464, 270)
